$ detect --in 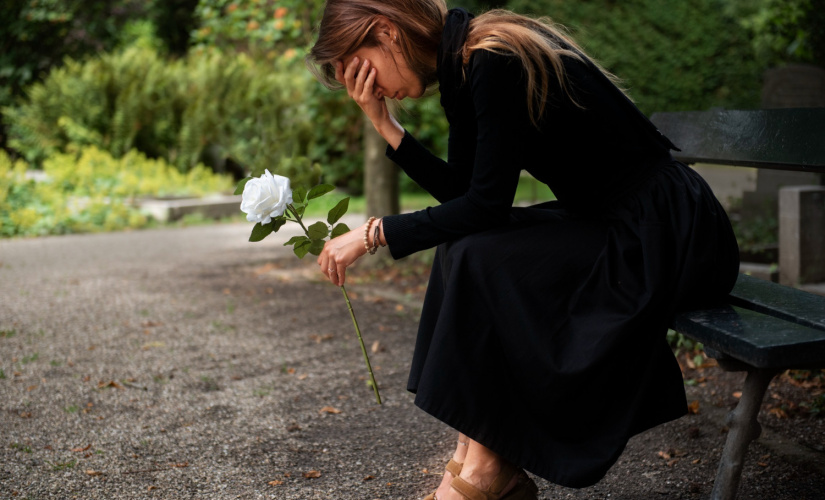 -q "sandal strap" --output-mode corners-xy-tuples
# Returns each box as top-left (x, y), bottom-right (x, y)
(446, 458), (463, 477)
(450, 476), (494, 500)
(450, 463), (519, 500)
